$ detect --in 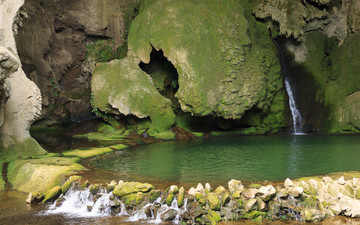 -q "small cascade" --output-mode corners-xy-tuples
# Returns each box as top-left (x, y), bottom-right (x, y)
(284, 78), (303, 135)
(128, 197), (187, 224)
(44, 186), (187, 223)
